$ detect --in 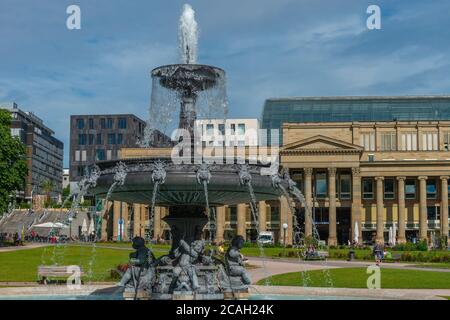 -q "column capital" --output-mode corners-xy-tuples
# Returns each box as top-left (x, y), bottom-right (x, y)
(375, 176), (384, 181)
(351, 167), (361, 176)
(328, 167), (337, 177)
(304, 167), (313, 176)
(440, 176), (450, 181)
(418, 176), (428, 181)
(396, 176), (406, 181)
